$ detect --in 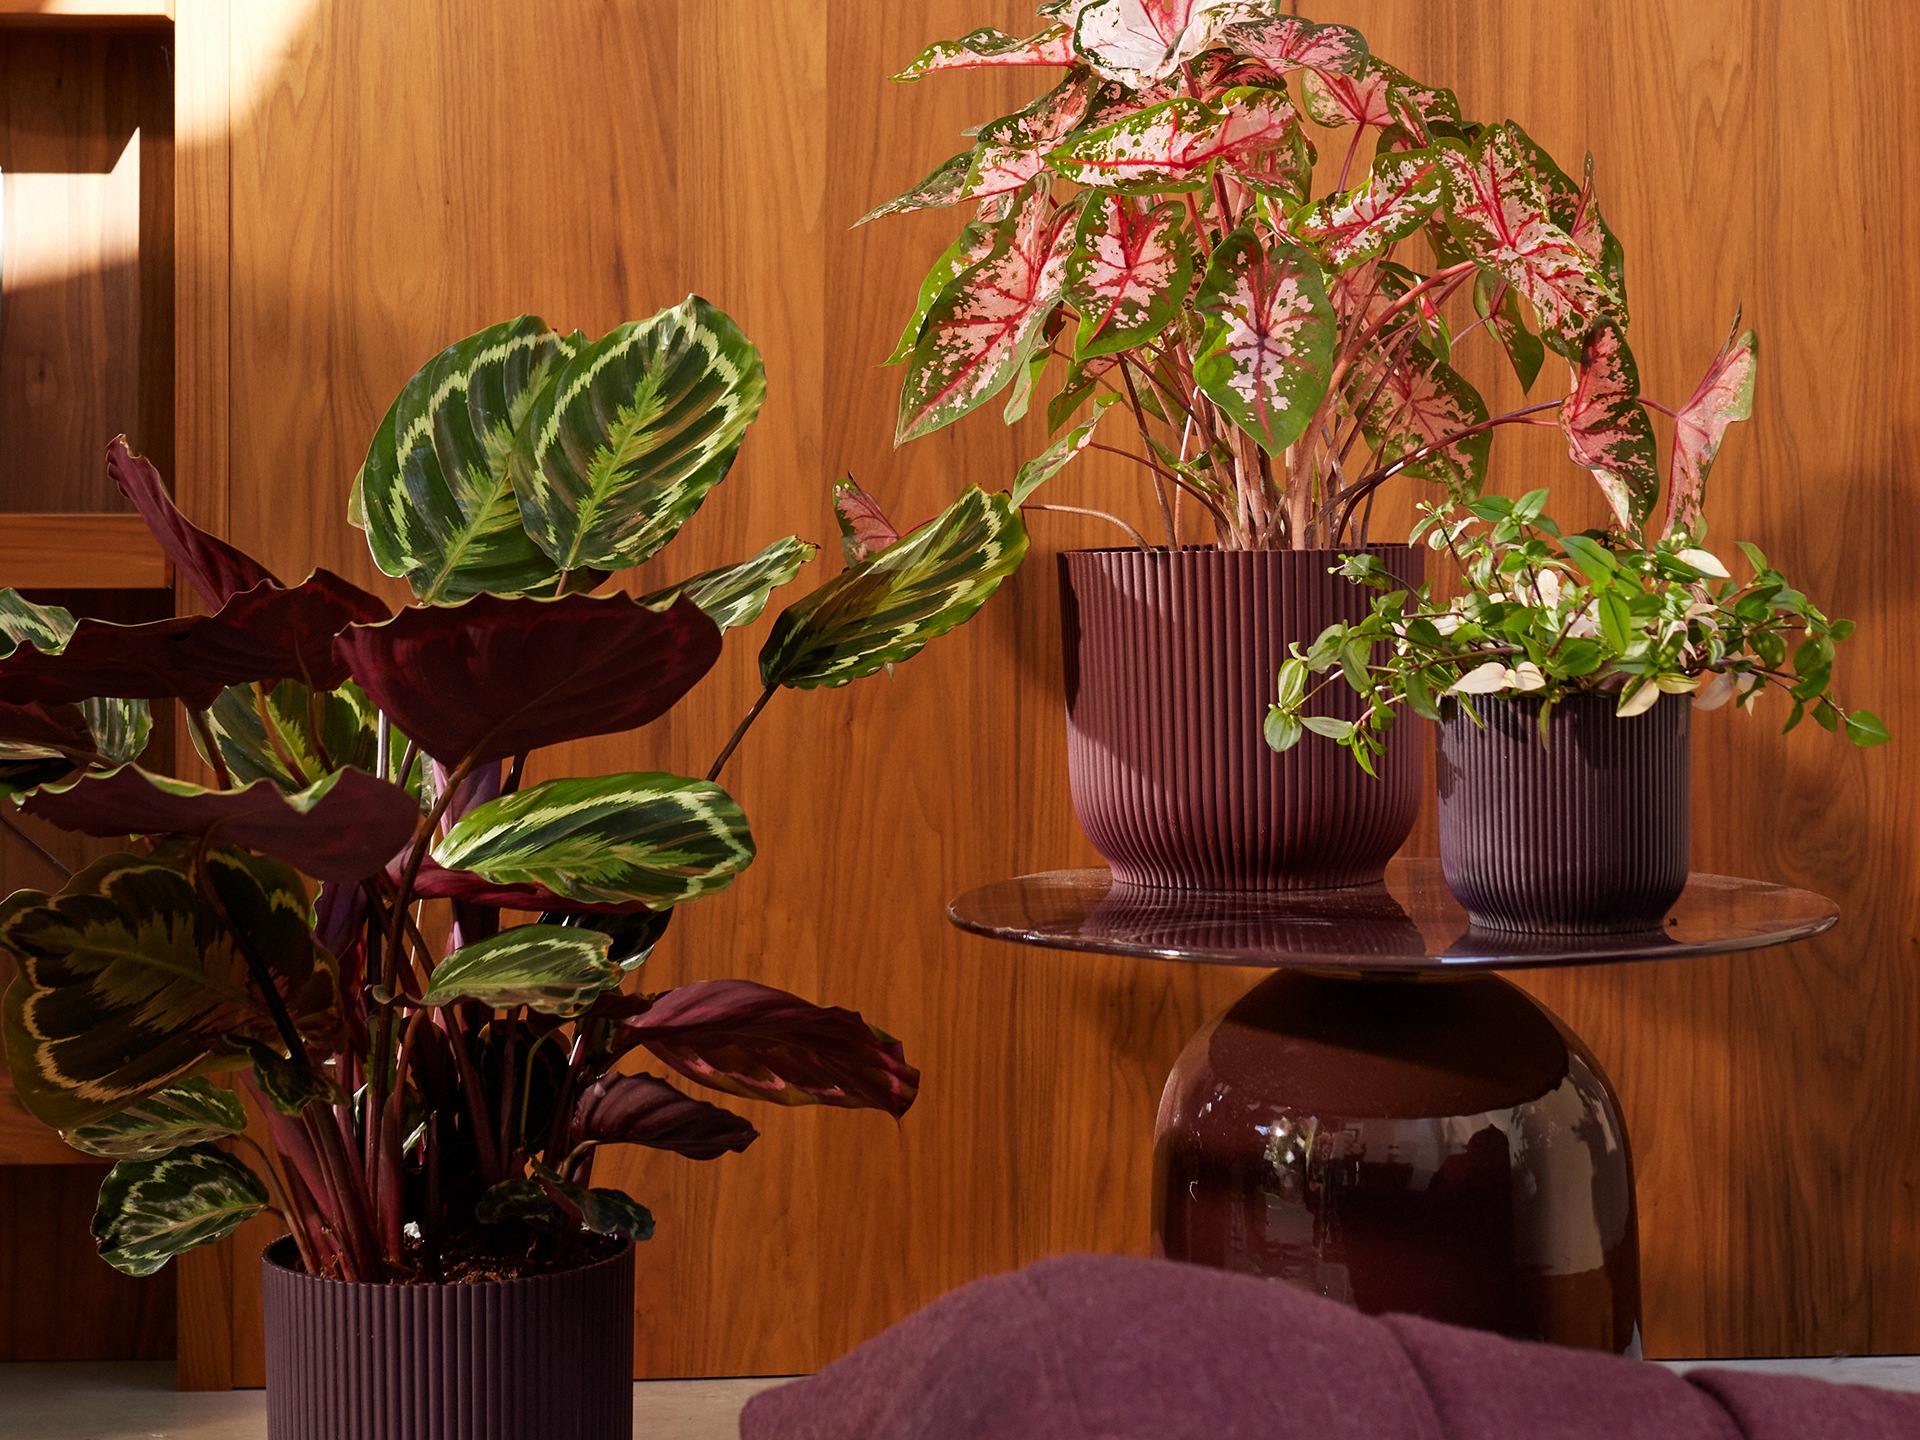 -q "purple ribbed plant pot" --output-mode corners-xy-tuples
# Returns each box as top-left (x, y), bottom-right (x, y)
(1059, 546), (1423, 892)
(261, 1237), (634, 1440)
(1436, 692), (1691, 934)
